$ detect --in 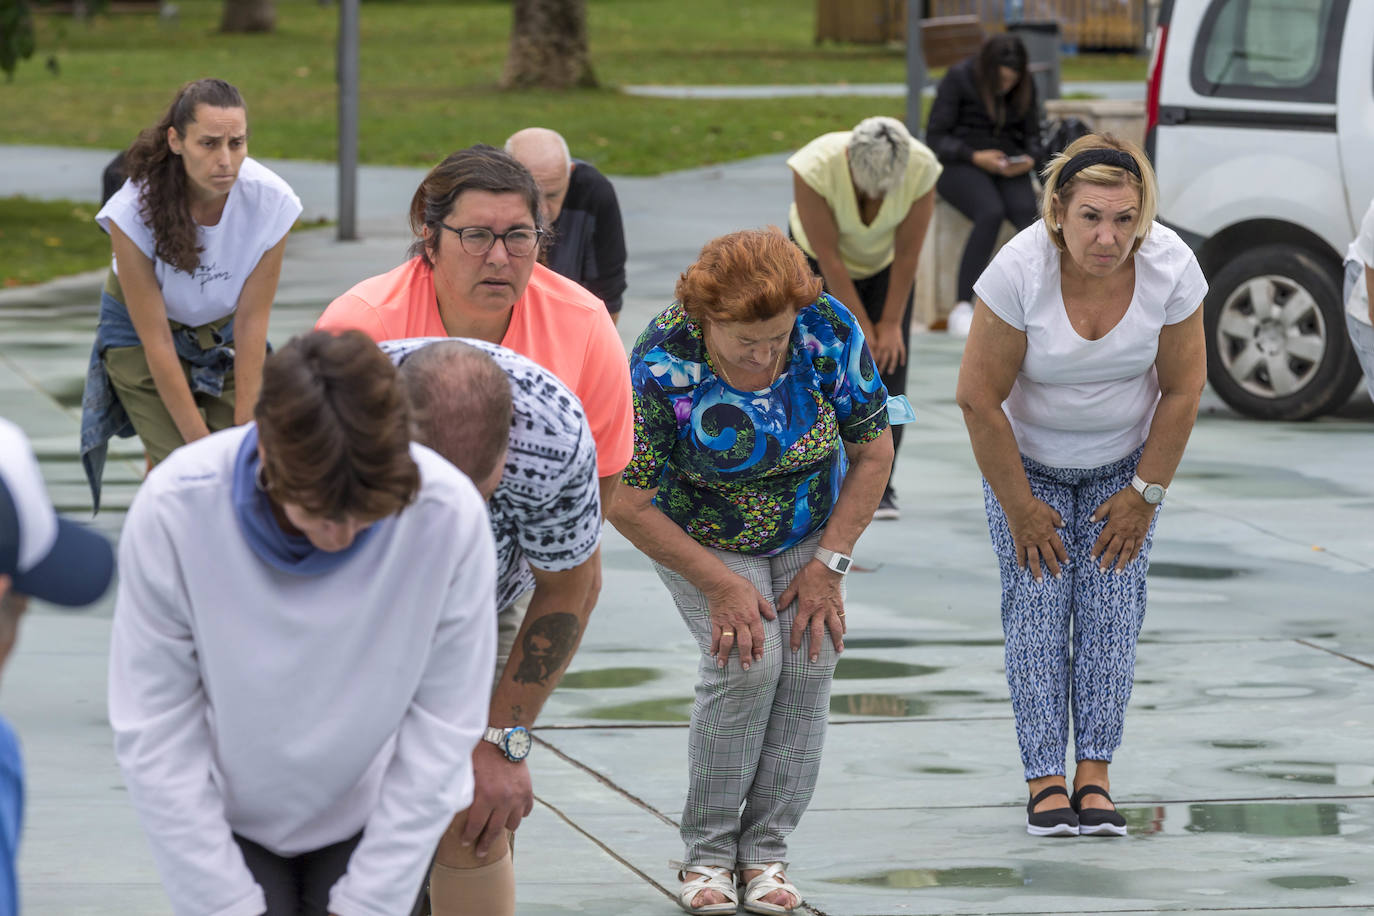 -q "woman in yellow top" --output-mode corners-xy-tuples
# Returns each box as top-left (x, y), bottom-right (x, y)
(788, 116), (941, 520)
